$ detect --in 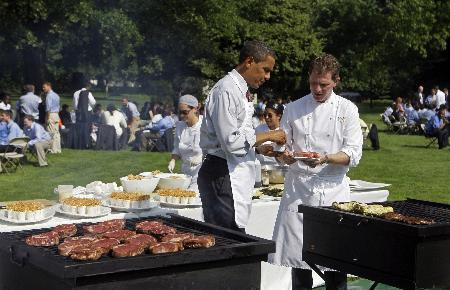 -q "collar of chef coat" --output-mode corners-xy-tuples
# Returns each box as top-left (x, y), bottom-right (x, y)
(229, 69), (249, 98)
(310, 91), (337, 105)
